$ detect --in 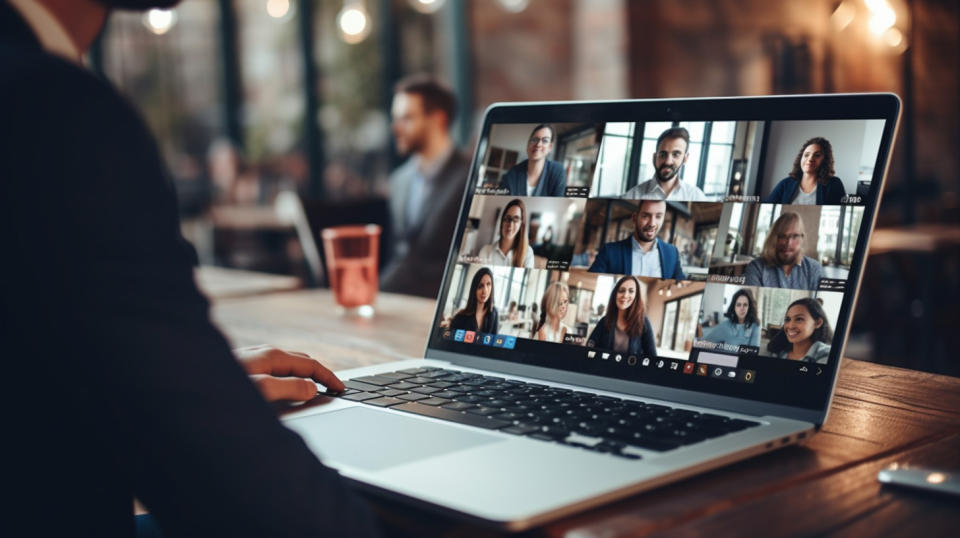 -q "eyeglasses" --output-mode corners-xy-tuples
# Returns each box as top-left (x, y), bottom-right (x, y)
(502, 216), (523, 224)
(528, 136), (552, 145)
(777, 233), (804, 242)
